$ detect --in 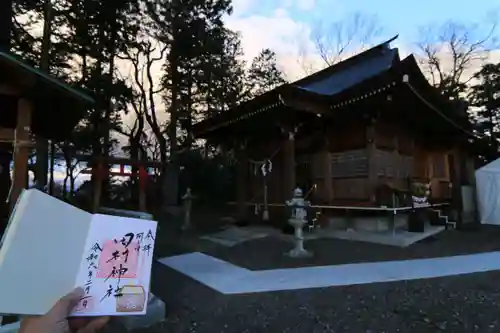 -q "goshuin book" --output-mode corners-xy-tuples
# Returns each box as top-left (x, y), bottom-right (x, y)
(0, 189), (157, 316)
